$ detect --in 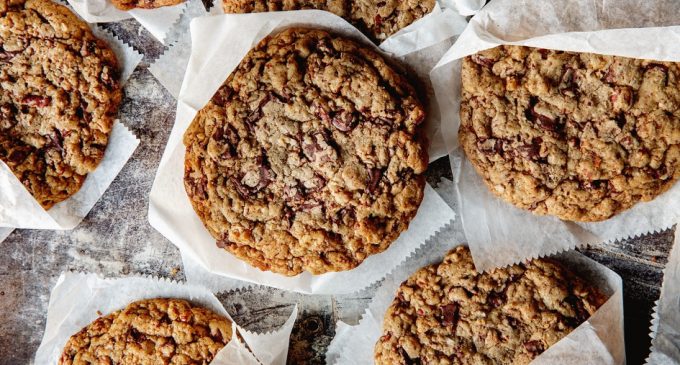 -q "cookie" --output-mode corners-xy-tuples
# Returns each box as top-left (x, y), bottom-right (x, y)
(110, 0), (184, 11)
(375, 246), (606, 365)
(184, 28), (428, 276)
(59, 298), (232, 365)
(222, 0), (435, 43)
(0, 0), (121, 209)
(459, 46), (680, 222)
